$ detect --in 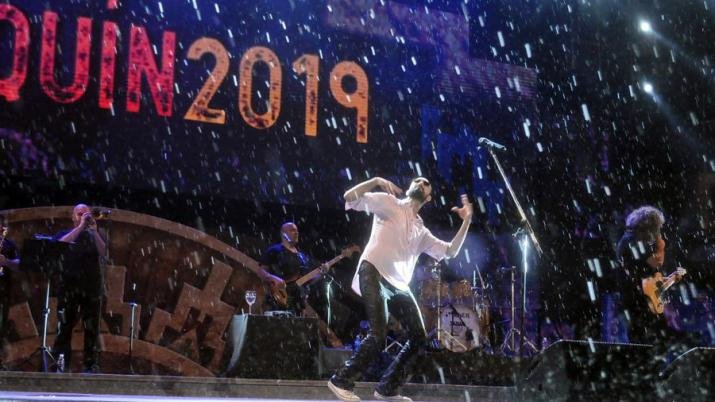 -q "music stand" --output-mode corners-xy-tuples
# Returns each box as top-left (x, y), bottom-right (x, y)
(18, 236), (71, 372)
